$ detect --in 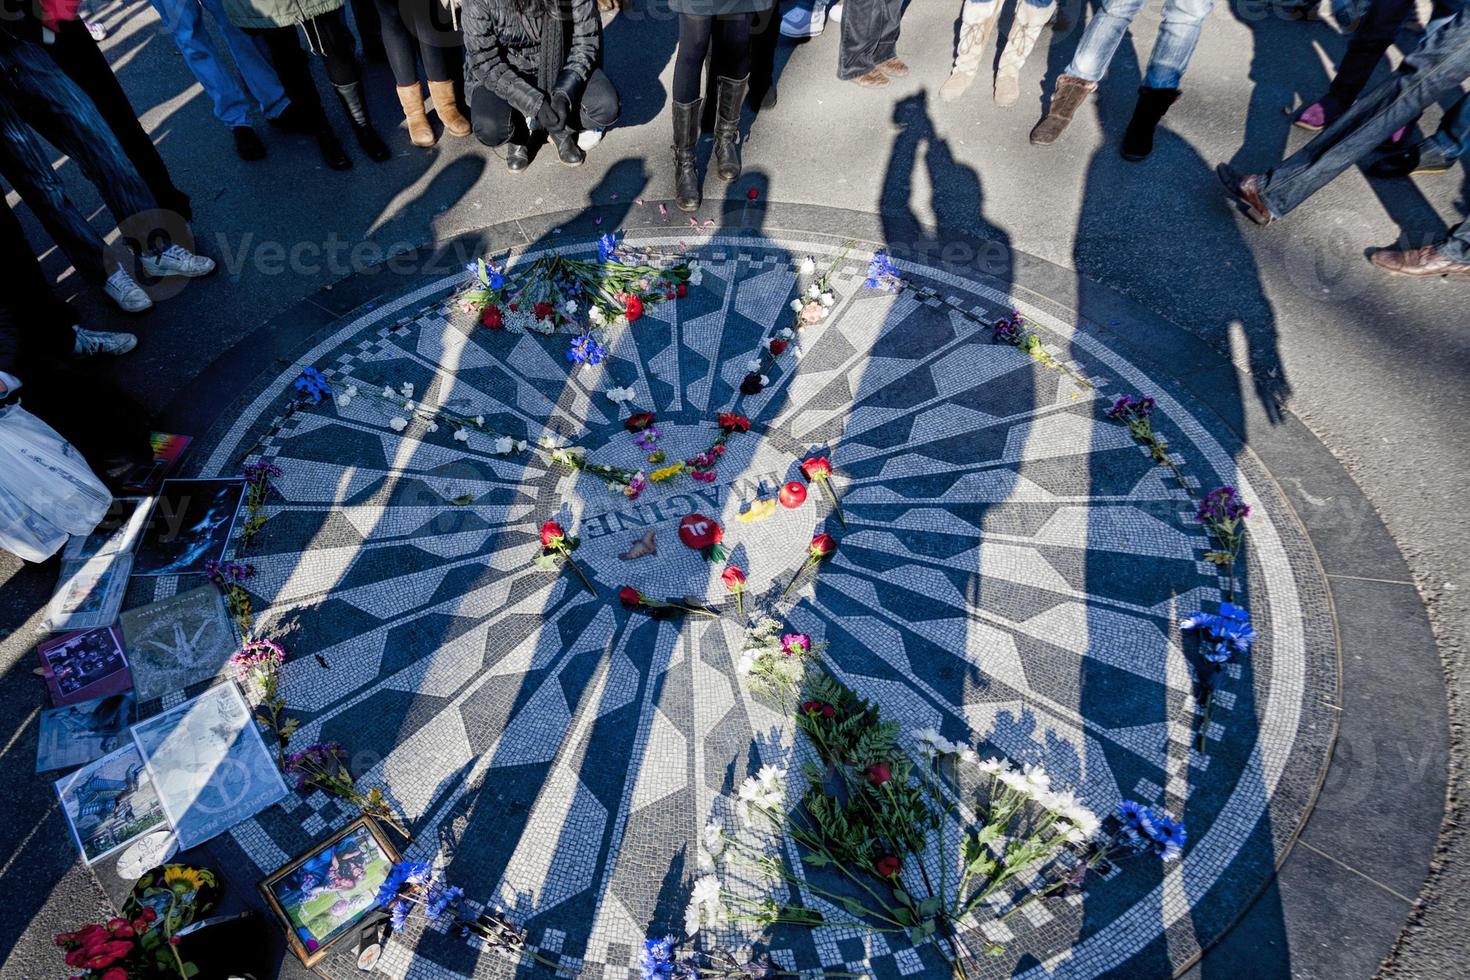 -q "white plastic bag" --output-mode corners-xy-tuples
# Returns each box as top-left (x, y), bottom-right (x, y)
(0, 403), (112, 562)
